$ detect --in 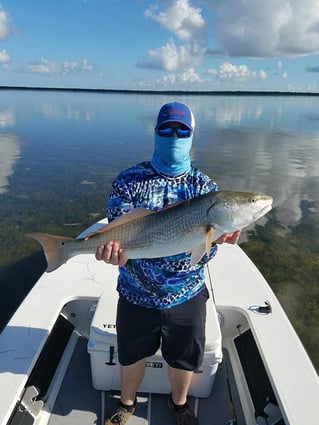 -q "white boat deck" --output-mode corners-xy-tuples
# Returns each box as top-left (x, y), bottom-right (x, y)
(211, 245), (319, 424)
(47, 336), (244, 425)
(0, 240), (318, 425)
(0, 257), (116, 425)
